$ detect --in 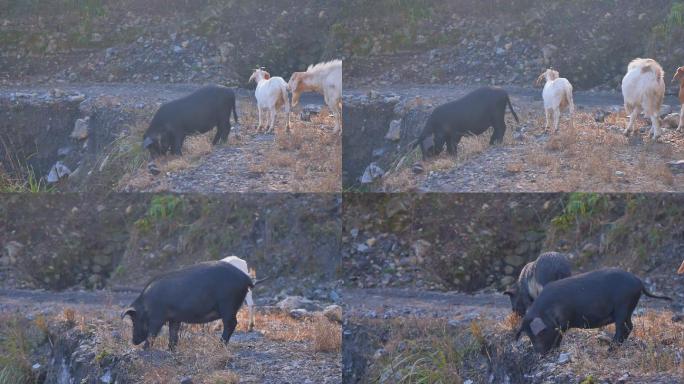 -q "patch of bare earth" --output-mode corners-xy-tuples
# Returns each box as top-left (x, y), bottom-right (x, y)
(118, 99), (341, 193)
(382, 111), (684, 192)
